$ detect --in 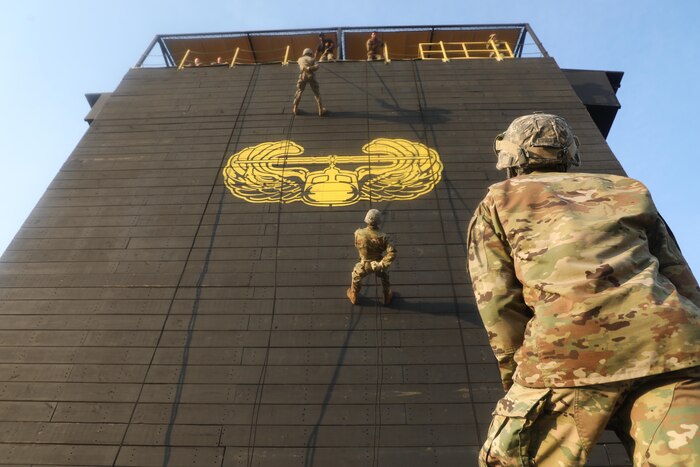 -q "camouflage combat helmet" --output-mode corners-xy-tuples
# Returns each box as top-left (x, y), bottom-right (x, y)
(303, 48), (314, 57)
(364, 209), (382, 226)
(494, 113), (581, 175)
